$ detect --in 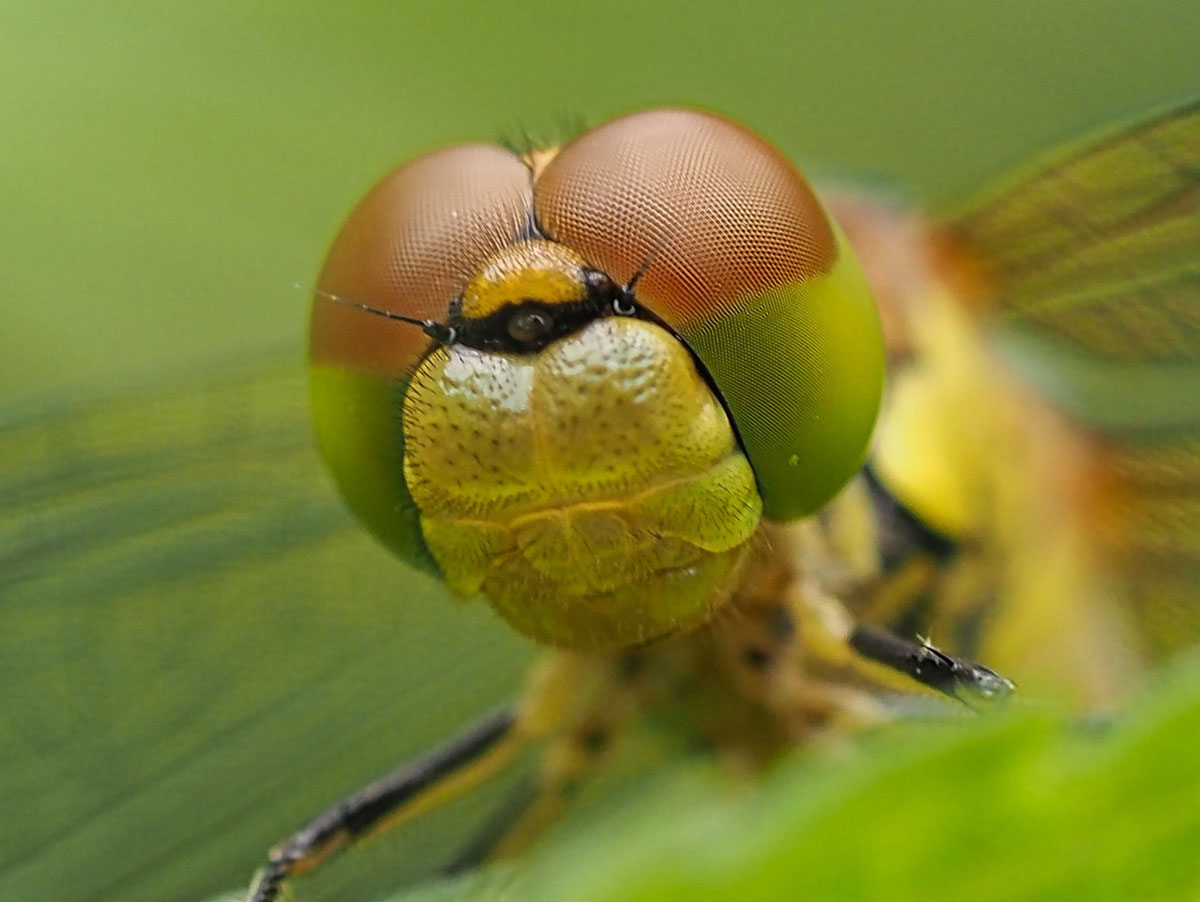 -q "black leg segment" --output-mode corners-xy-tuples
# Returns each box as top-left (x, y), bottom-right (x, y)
(247, 707), (517, 902)
(849, 625), (1015, 707)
